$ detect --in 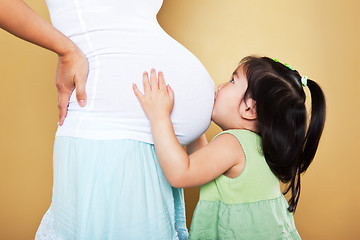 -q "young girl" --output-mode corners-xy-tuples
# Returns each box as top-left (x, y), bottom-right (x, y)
(133, 56), (326, 239)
